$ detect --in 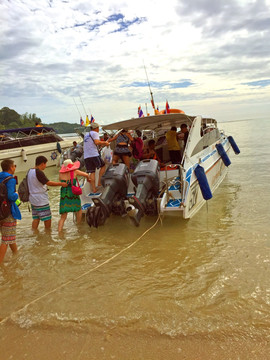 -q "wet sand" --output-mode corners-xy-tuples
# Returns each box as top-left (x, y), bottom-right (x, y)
(1, 321), (269, 360)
